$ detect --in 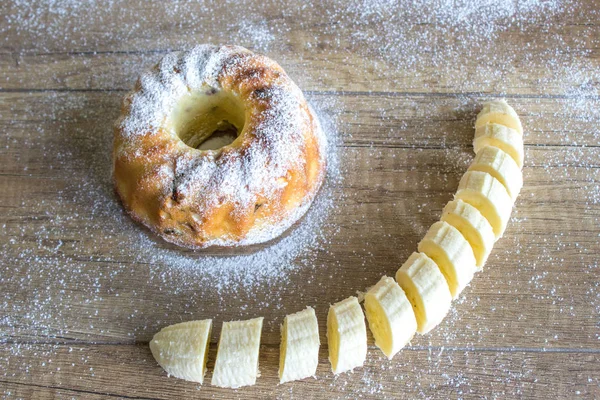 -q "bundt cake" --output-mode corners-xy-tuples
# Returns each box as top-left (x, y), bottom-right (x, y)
(113, 45), (327, 248)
